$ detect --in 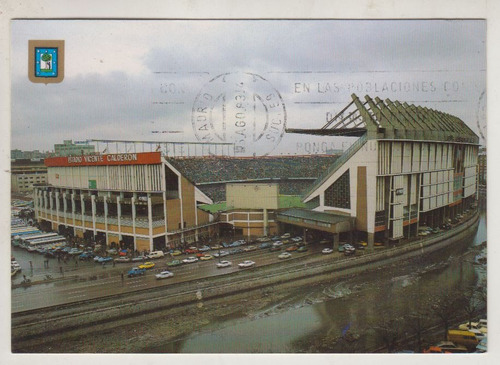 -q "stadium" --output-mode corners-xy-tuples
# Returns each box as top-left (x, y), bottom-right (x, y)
(33, 93), (479, 252)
